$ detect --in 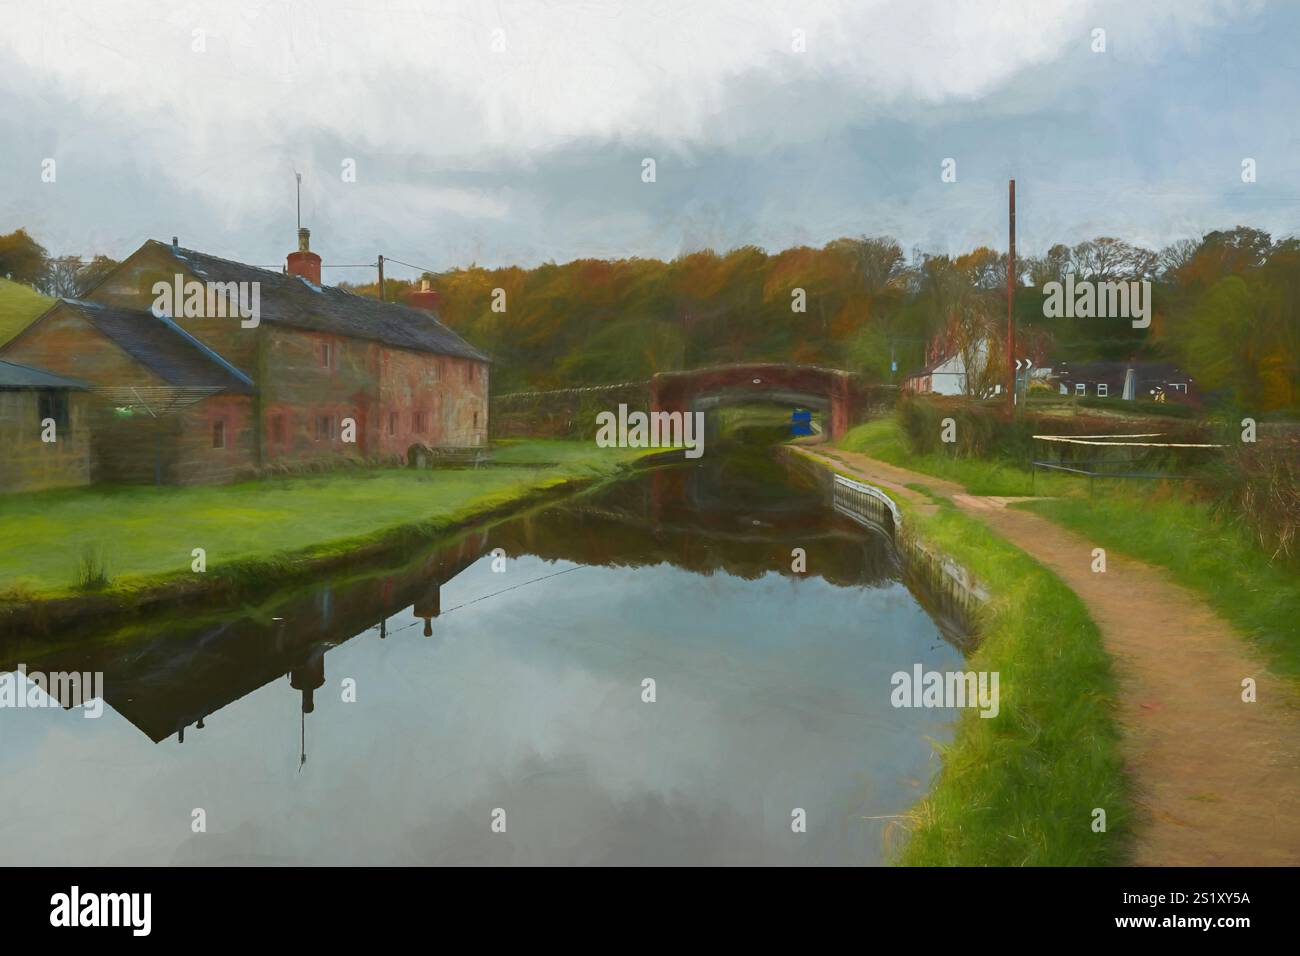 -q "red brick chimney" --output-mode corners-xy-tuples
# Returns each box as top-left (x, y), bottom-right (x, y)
(406, 278), (443, 313)
(286, 227), (321, 286)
